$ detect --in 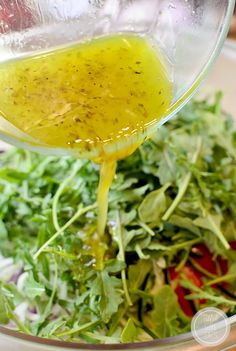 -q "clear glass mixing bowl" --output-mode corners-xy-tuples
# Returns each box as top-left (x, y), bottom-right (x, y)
(0, 1), (236, 351)
(0, 0), (234, 160)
